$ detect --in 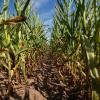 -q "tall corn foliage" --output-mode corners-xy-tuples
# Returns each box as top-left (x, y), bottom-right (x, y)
(51, 0), (100, 99)
(0, 0), (47, 89)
